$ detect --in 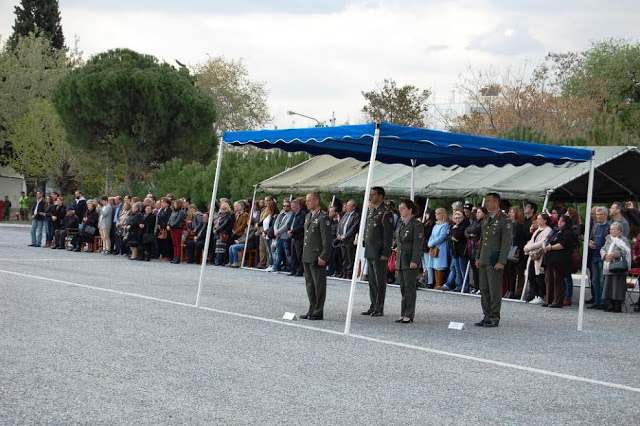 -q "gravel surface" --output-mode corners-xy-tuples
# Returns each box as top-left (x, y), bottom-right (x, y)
(1, 227), (638, 425)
